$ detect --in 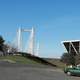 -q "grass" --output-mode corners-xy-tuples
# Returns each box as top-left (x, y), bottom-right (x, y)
(43, 58), (65, 69)
(0, 54), (65, 69)
(0, 55), (41, 64)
